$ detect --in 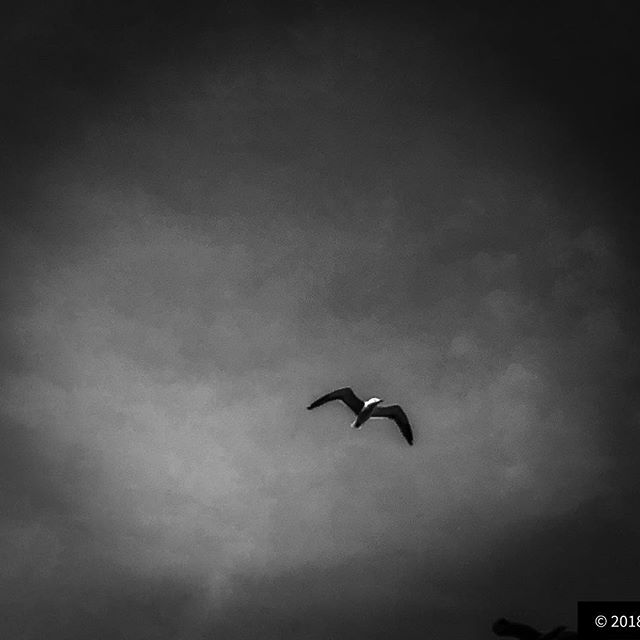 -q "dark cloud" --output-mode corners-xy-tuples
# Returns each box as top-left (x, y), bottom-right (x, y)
(2, 2), (639, 639)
